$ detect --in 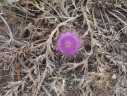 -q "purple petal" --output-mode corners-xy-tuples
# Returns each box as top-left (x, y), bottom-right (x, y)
(57, 32), (80, 55)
